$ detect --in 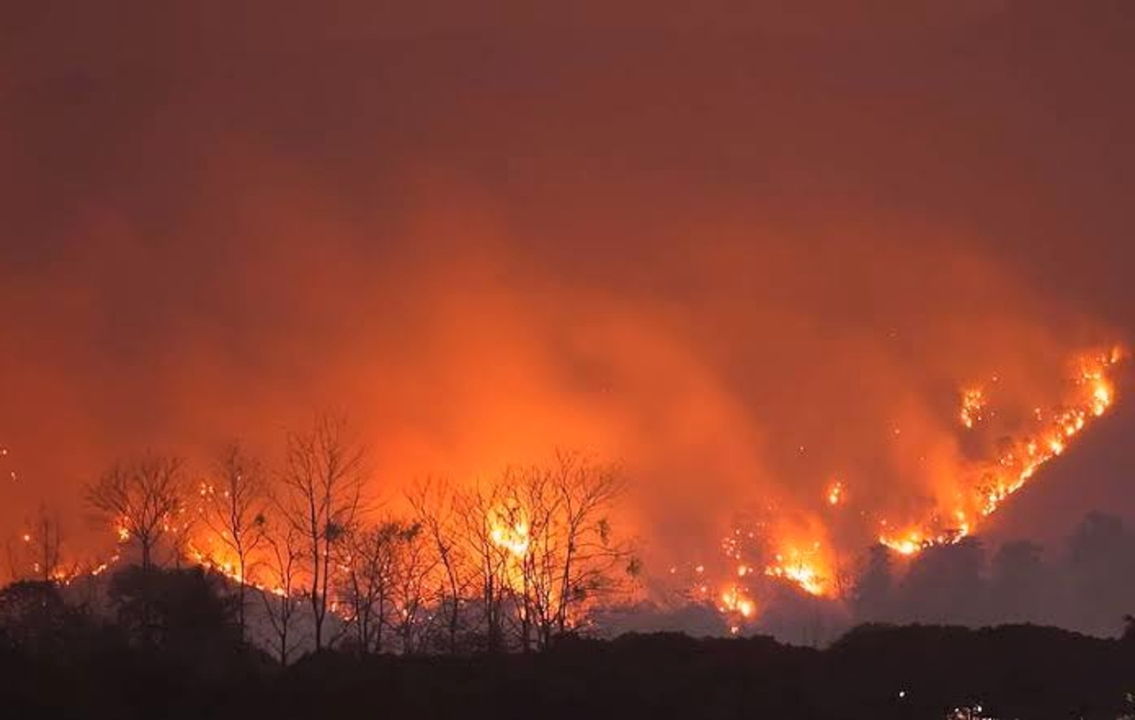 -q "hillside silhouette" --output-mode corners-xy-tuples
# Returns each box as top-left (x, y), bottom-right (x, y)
(2, 565), (1134, 719)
